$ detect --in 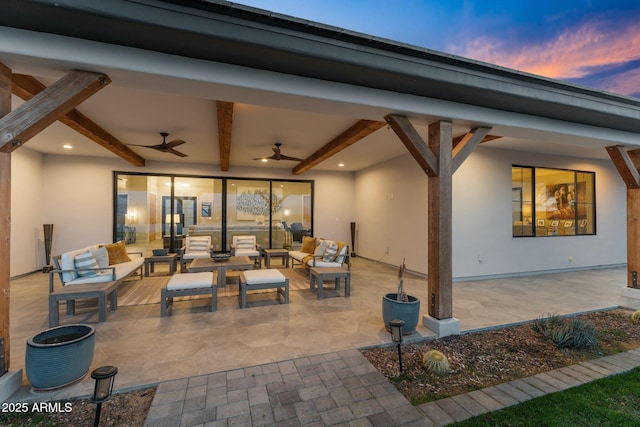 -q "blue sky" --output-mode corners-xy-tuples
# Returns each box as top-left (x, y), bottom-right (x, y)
(233, 0), (640, 98)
